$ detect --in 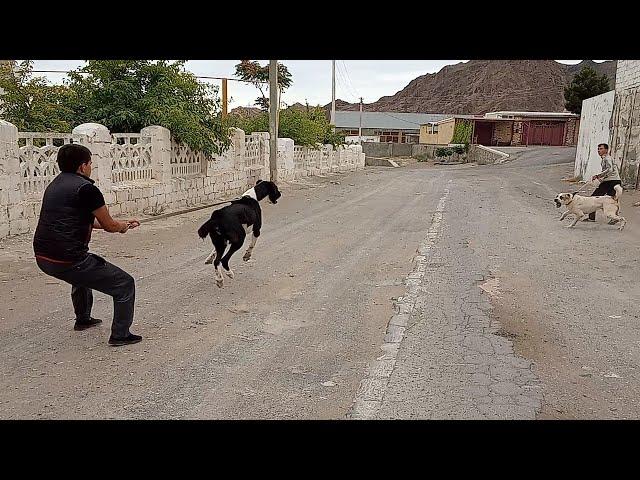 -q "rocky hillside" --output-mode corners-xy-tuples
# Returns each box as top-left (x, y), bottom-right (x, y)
(328, 60), (616, 115)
